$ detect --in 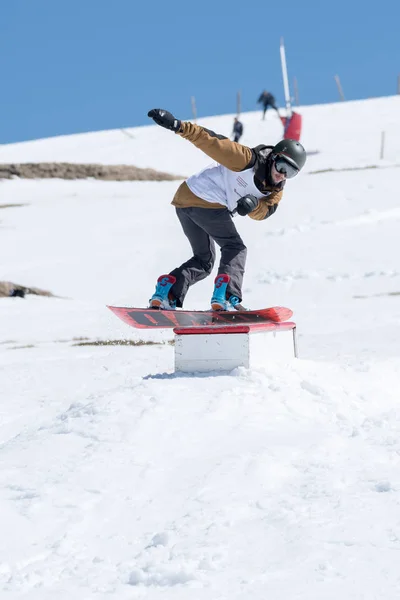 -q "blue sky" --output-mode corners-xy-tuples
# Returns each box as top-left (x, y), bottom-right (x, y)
(1, 0), (398, 144)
